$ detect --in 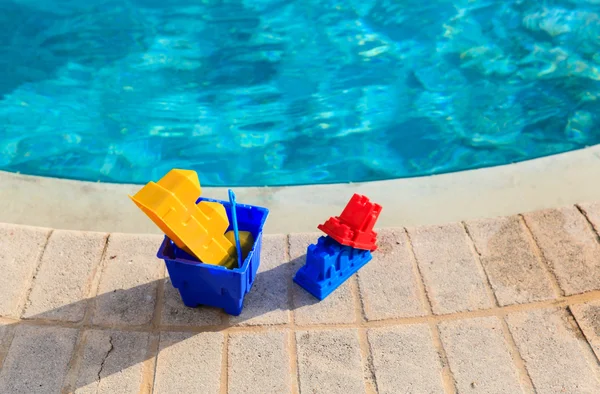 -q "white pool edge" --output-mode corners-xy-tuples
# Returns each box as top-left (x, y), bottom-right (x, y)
(2, 146), (600, 234)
